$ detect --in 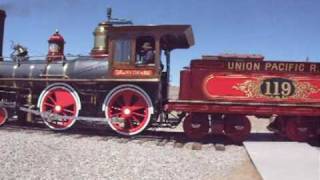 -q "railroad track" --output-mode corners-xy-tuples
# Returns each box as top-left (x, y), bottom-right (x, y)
(0, 120), (228, 151)
(5, 120), (316, 150)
